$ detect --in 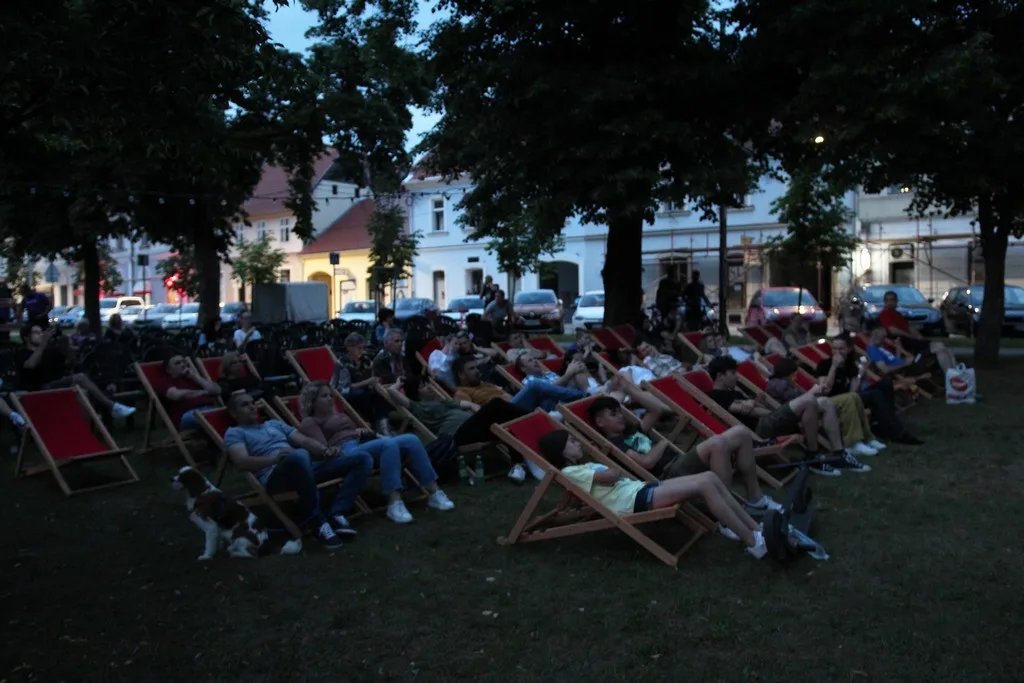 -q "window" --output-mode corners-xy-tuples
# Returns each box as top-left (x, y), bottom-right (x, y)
(727, 195), (752, 211)
(279, 217), (290, 227)
(658, 201), (687, 214)
(114, 237), (126, 251)
(431, 198), (445, 232)
(279, 227), (290, 242)
(140, 235), (150, 248)
(279, 269), (291, 282)
(235, 223), (244, 241)
(257, 220), (268, 240)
